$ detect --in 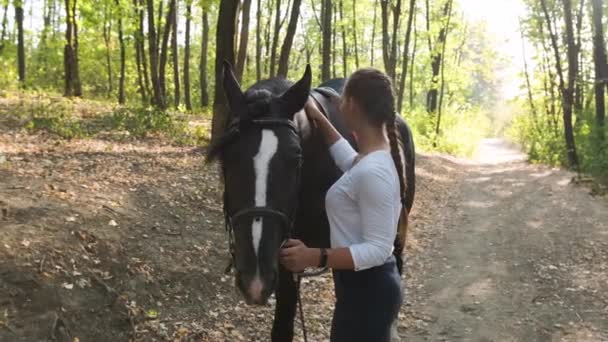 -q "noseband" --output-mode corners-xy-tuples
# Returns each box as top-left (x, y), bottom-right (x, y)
(221, 118), (302, 273)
